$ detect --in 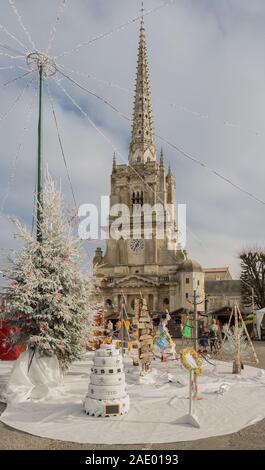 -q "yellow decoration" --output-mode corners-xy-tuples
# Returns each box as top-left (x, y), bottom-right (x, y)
(116, 320), (122, 331)
(125, 319), (130, 331)
(179, 348), (202, 376)
(127, 341), (132, 352)
(103, 337), (112, 345)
